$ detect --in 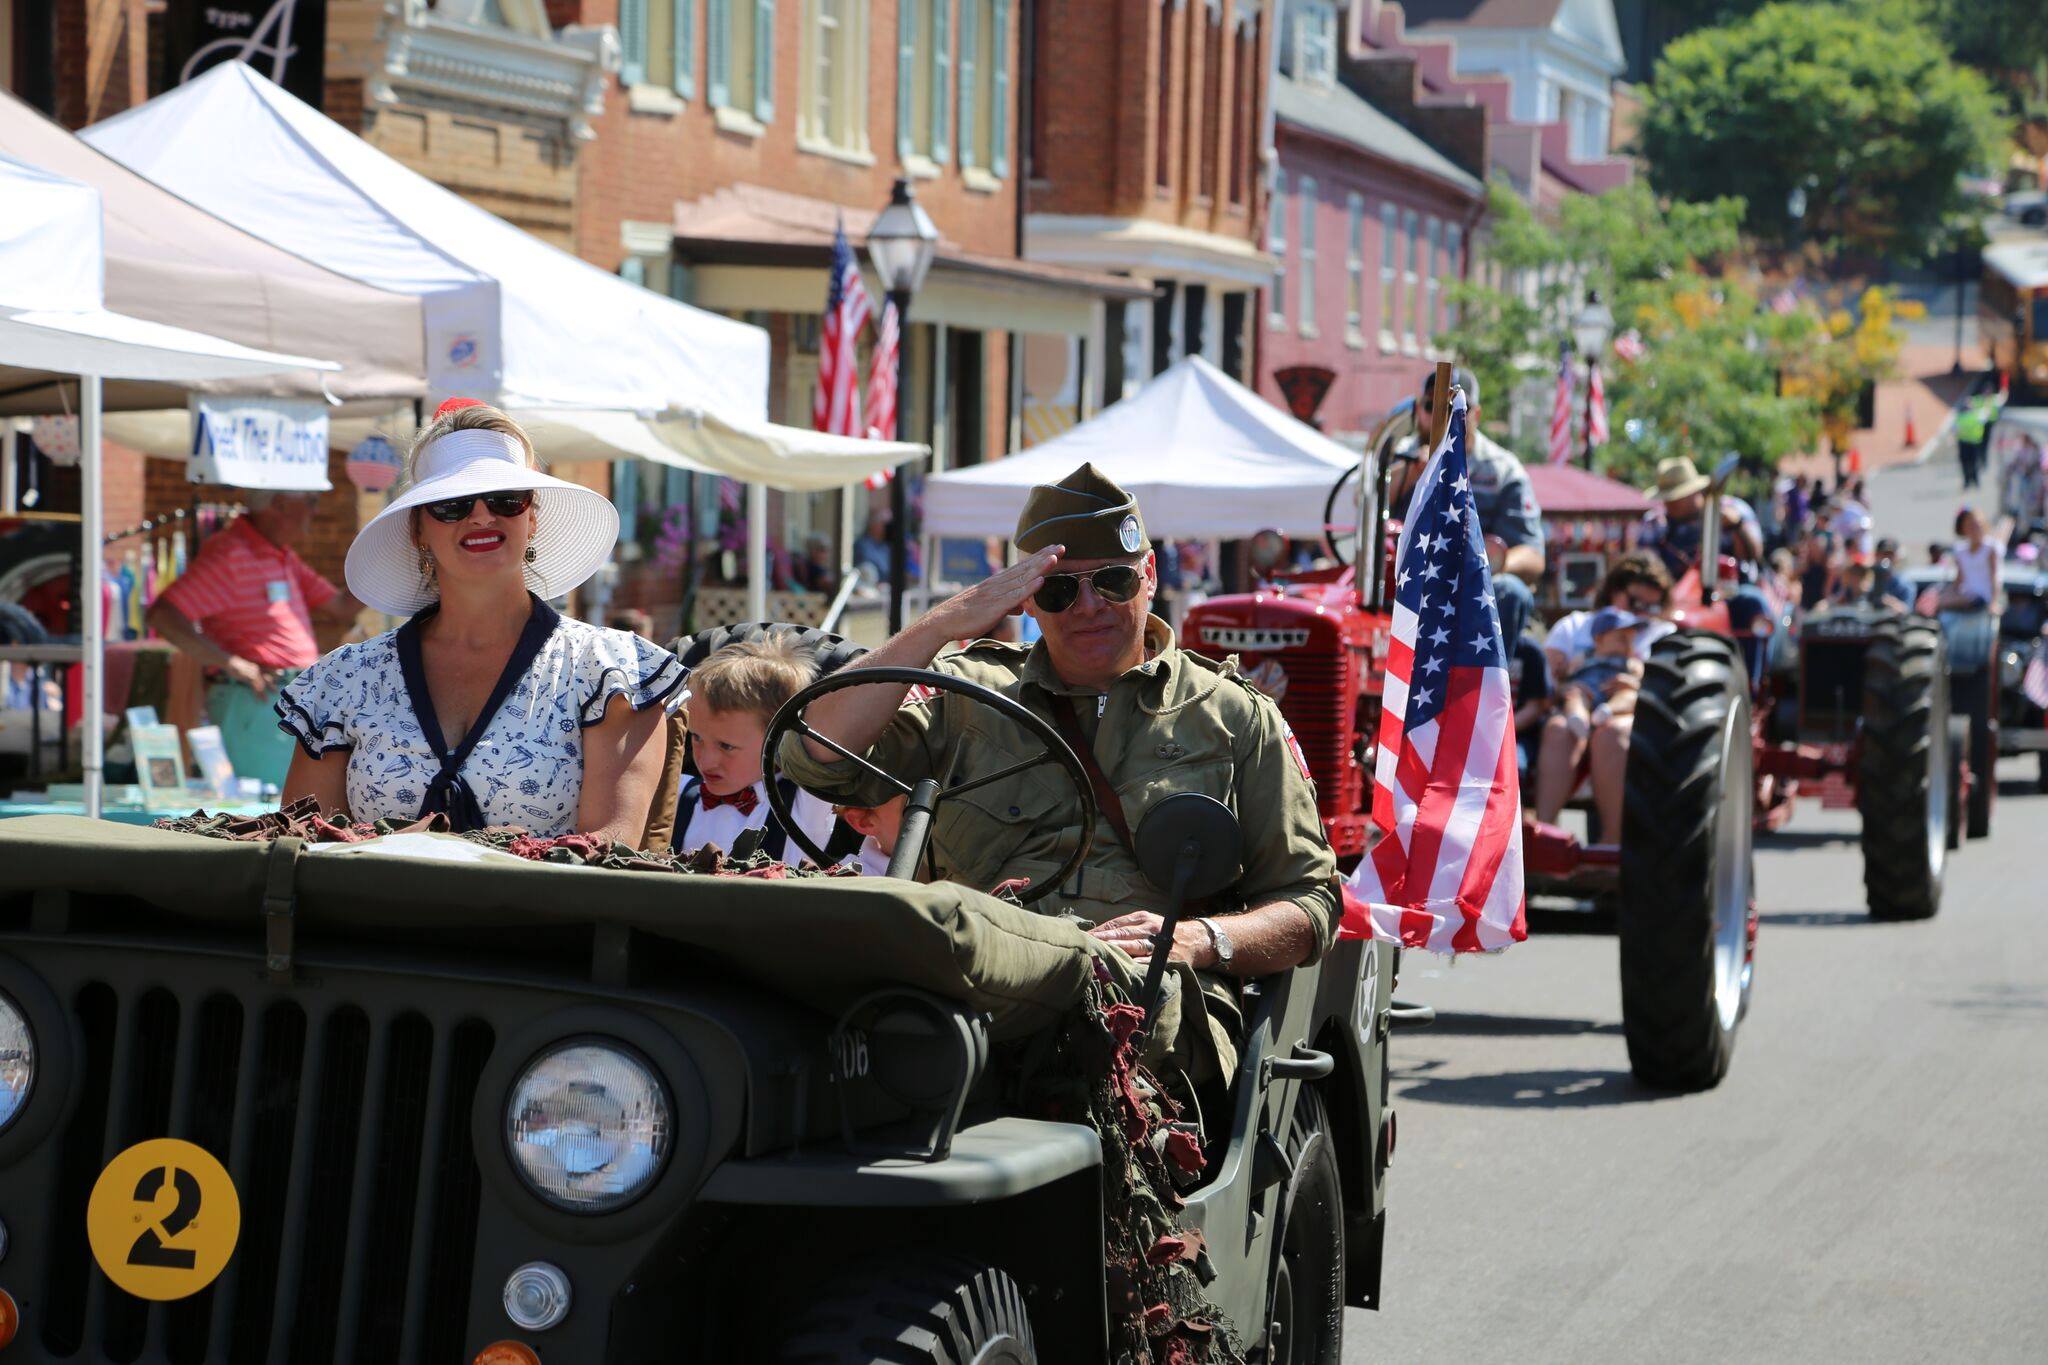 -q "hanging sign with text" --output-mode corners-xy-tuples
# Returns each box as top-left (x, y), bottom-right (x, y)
(188, 396), (333, 491)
